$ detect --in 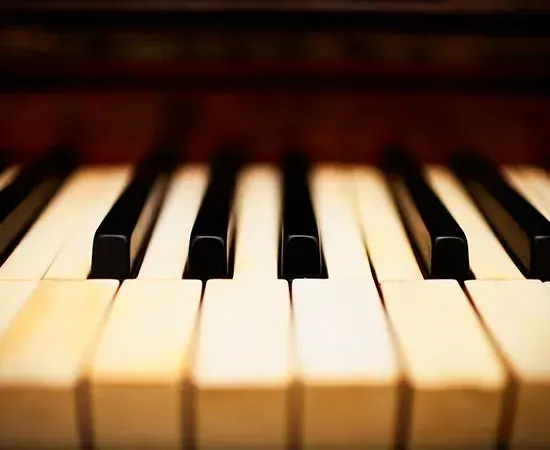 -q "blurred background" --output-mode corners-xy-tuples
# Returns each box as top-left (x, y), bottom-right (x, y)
(0, 0), (549, 165)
